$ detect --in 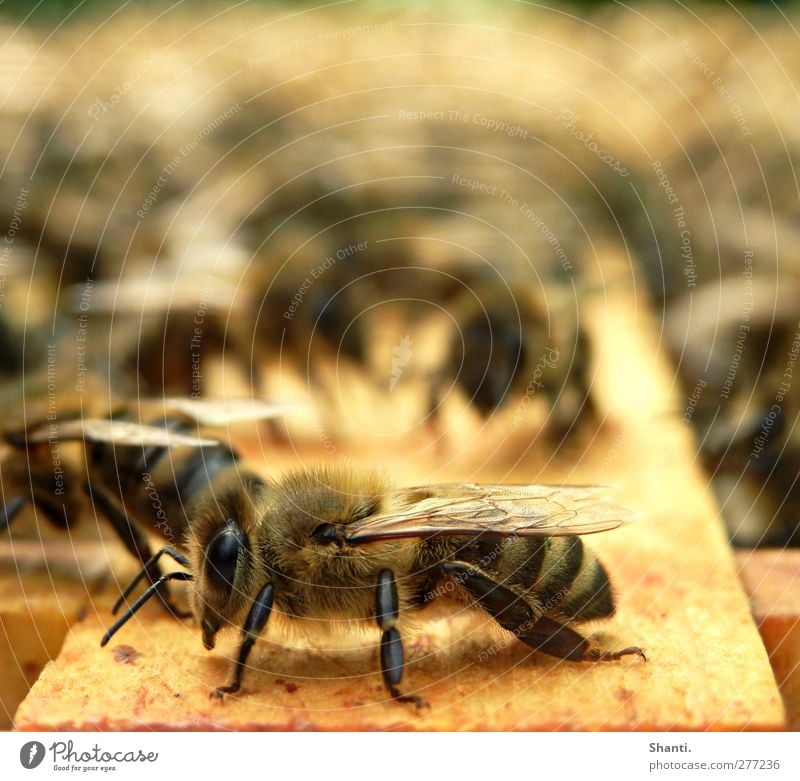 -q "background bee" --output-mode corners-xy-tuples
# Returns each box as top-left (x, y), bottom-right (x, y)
(0, 392), (296, 613)
(420, 268), (596, 440)
(103, 465), (644, 707)
(664, 274), (800, 546)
